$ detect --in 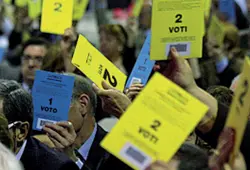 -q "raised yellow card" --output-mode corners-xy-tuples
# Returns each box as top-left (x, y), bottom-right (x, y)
(73, 0), (89, 21)
(226, 57), (250, 165)
(16, 0), (28, 7)
(28, 0), (42, 19)
(131, 0), (144, 17)
(205, 0), (211, 19)
(208, 15), (225, 47)
(41, 0), (73, 35)
(151, 0), (204, 60)
(3, 0), (11, 4)
(101, 73), (208, 170)
(72, 35), (127, 92)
